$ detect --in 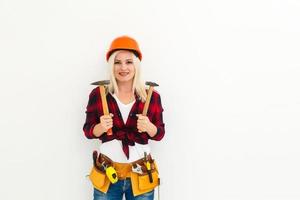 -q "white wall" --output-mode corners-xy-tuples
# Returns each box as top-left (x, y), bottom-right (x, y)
(1, 0), (300, 199)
